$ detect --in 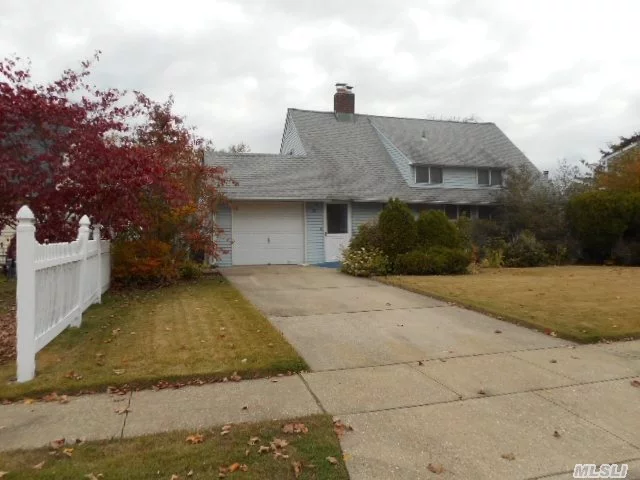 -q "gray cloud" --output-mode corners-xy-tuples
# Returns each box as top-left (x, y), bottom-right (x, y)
(1, 0), (638, 170)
